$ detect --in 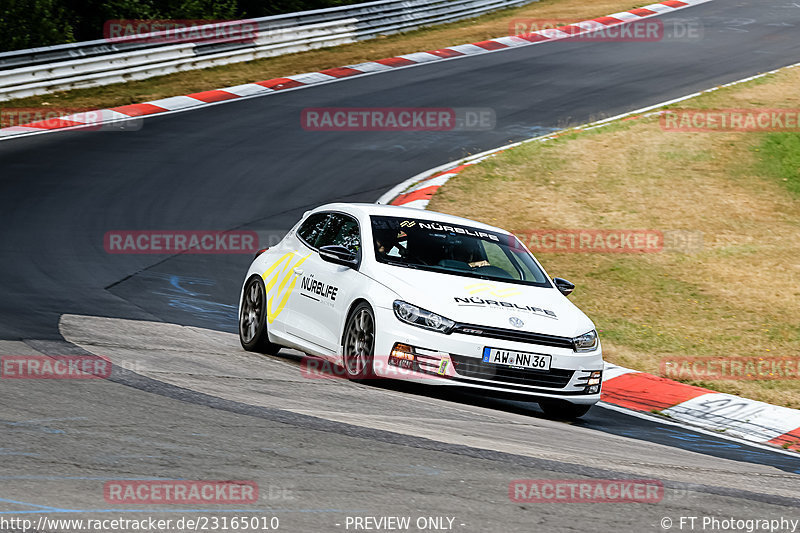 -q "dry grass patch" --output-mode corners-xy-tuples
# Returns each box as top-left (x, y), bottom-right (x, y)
(1, 0), (646, 112)
(429, 67), (800, 408)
